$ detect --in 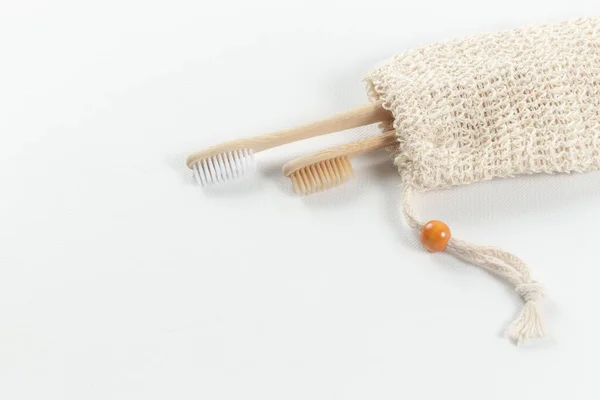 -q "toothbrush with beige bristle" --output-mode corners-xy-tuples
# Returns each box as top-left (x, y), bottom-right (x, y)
(282, 129), (397, 195)
(186, 102), (390, 186)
